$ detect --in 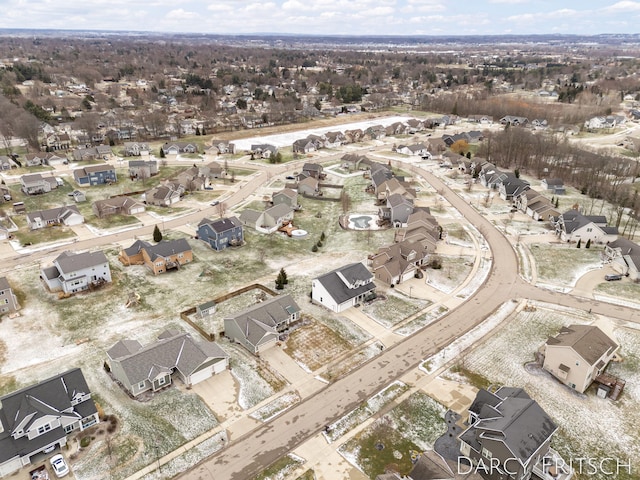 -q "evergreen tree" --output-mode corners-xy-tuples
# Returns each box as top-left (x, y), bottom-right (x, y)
(320, 231), (326, 241)
(153, 225), (163, 243)
(554, 197), (559, 208)
(201, 126), (206, 135)
(195, 126), (201, 136)
(278, 267), (288, 285)
(576, 239), (581, 248)
(312, 244), (318, 252)
(585, 239), (591, 249)
(160, 148), (165, 158)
